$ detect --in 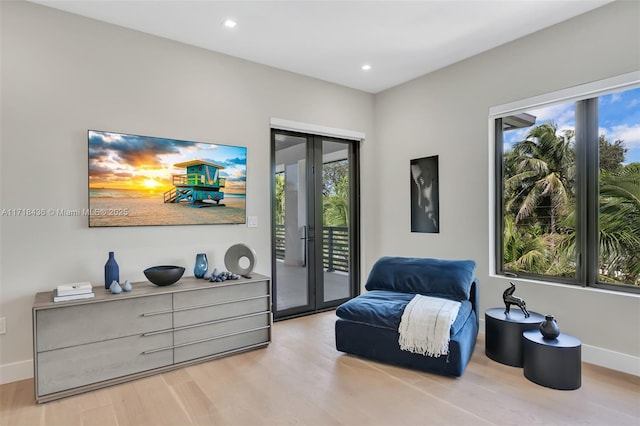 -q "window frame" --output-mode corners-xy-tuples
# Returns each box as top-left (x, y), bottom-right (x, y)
(490, 71), (640, 294)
